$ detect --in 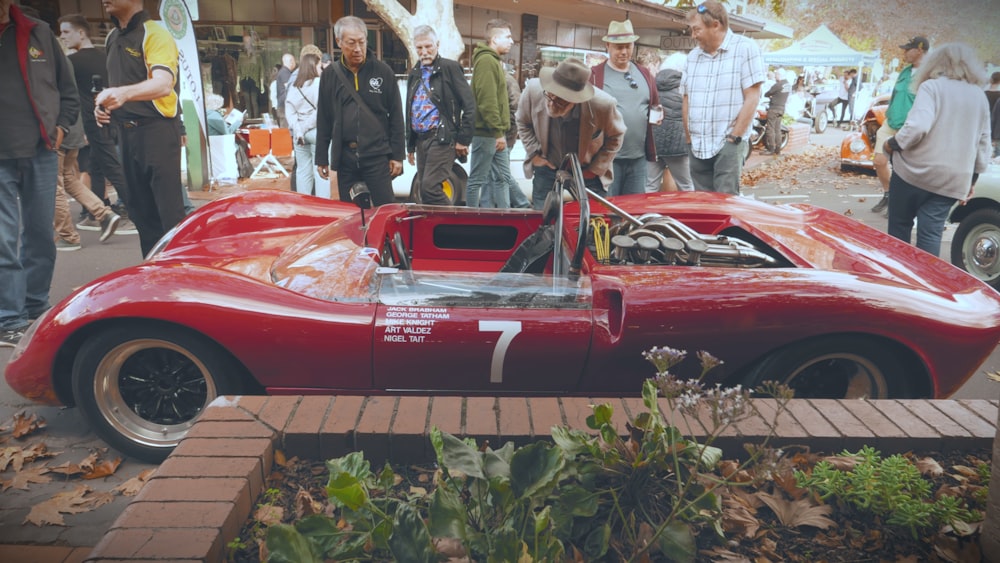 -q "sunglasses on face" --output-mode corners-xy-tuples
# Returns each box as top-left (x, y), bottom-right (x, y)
(624, 72), (639, 89)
